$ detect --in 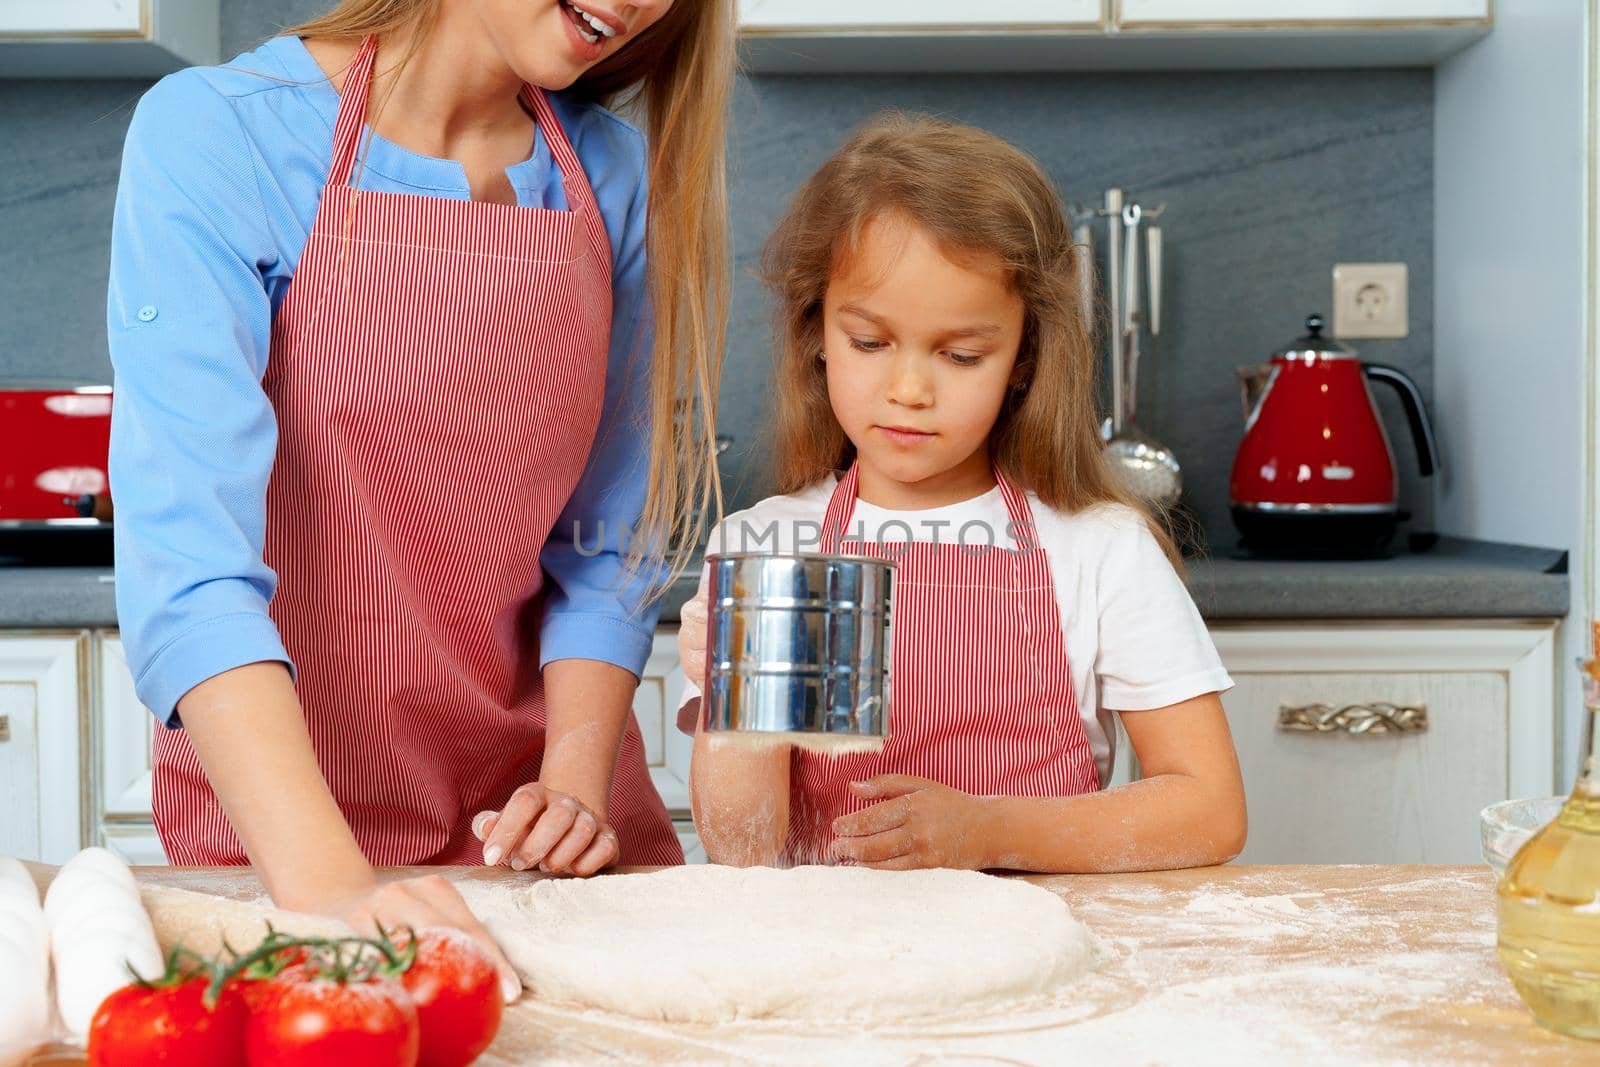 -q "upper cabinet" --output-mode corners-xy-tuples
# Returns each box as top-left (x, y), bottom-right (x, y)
(1118, 1), (1489, 24)
(741, 1), (1103, 32)
(740, 1), (1492, 73)
(0, 0), (219, 78)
